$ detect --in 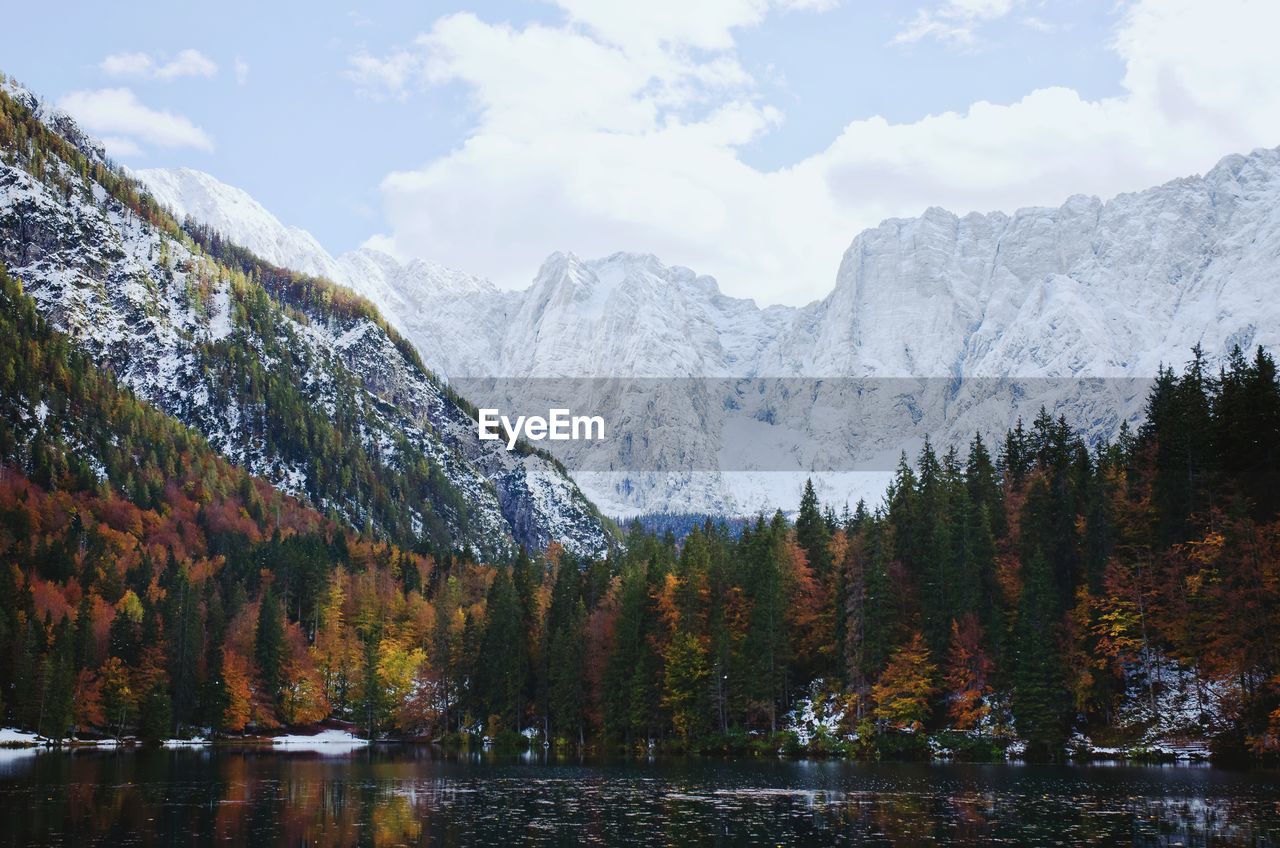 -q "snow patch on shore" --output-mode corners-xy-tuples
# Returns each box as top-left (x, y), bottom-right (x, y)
(272, 729), (367, 752)
(783, 681), (848, 746)
(0, 728), (40, 746)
